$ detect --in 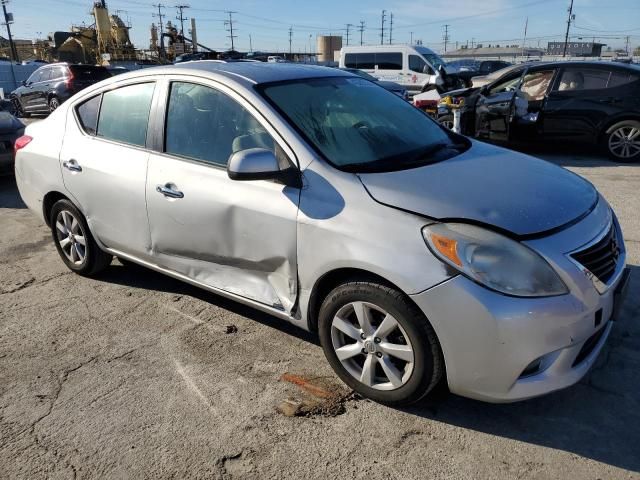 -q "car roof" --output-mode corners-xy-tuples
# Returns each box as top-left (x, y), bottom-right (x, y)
(113, 61), (354, 86)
